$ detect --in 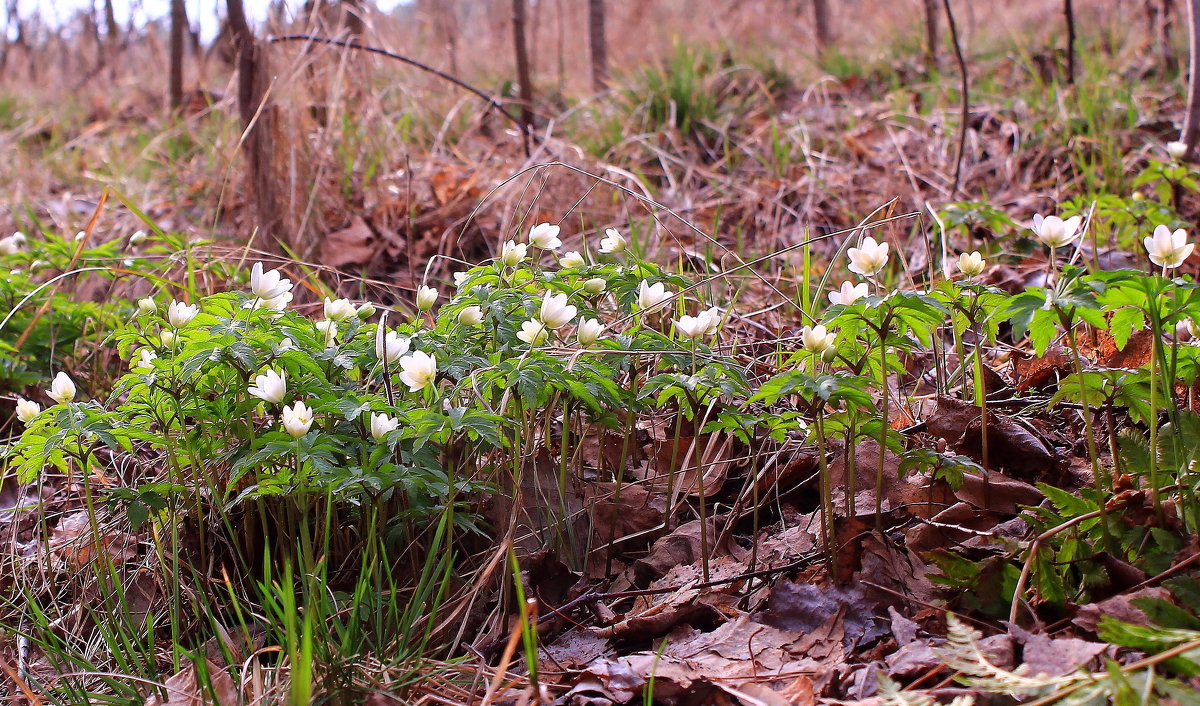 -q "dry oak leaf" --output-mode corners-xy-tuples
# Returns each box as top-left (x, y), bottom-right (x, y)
(143, 659), (238, 706)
